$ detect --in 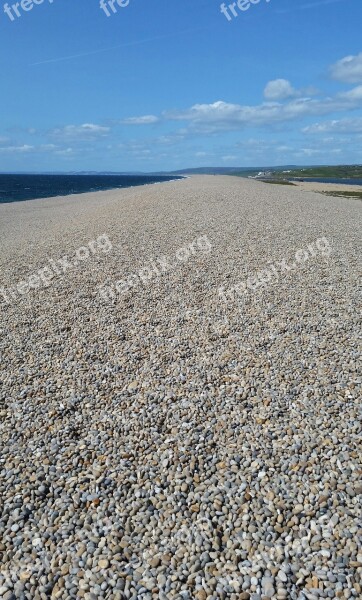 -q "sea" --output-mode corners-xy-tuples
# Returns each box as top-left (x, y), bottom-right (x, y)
(289, 177), (362, 186)
(0, 174), (183, 204)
